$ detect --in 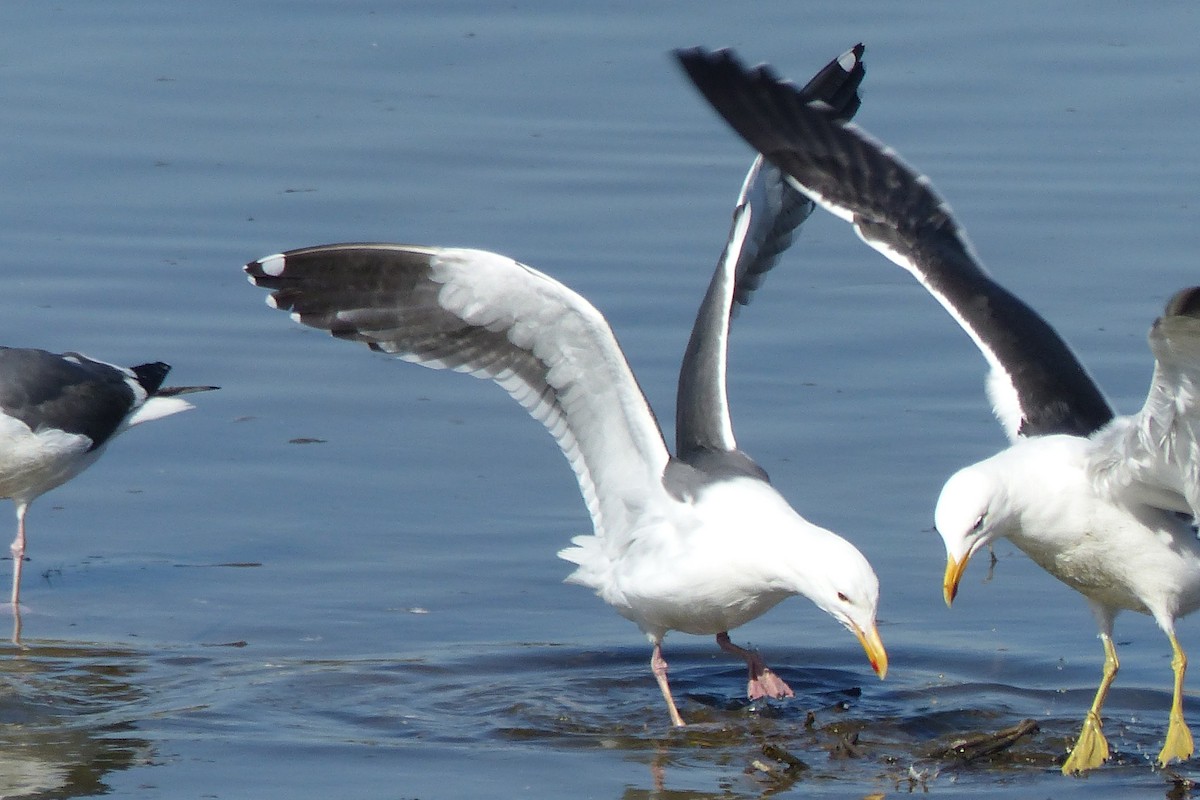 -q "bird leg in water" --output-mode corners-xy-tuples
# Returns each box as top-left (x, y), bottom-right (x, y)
(1158, 631), (1194, 767)
(716, 632), (794, 700)
(1062, 632), (1118, 775)
(8, 505), (27, 644)
(651, 643), (686, 727)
